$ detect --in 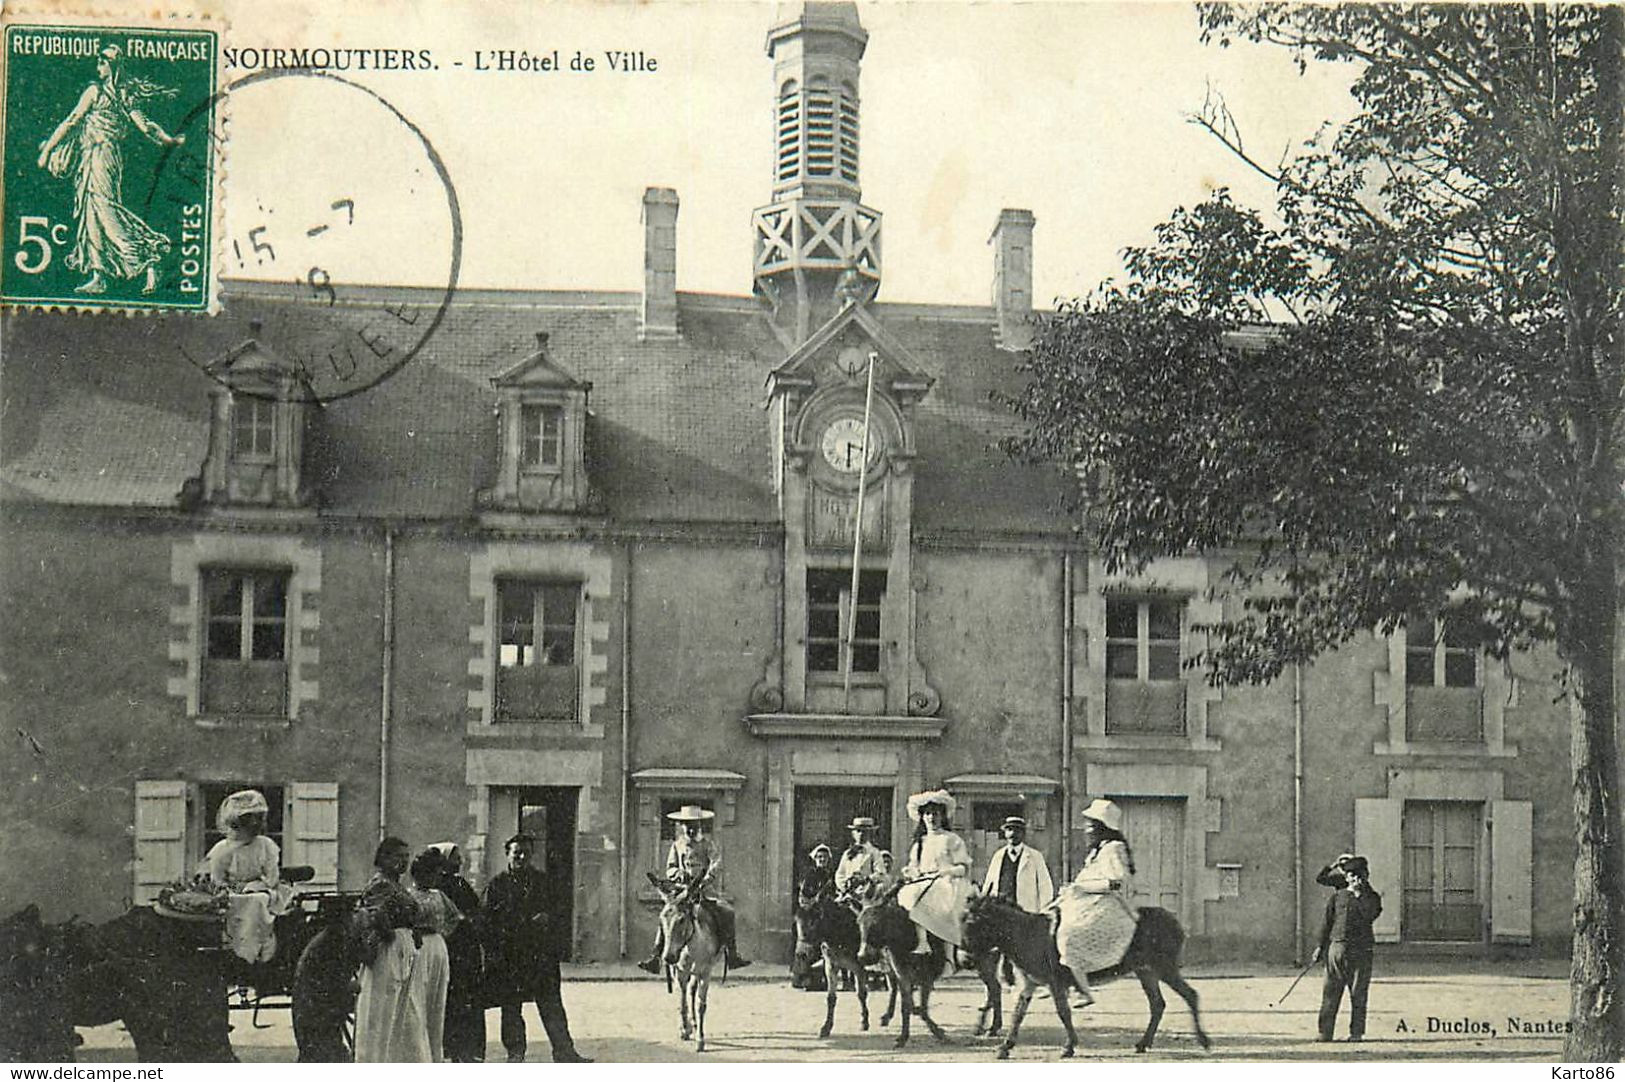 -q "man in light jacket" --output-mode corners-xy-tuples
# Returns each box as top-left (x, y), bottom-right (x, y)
(981, 816), (1054, 912)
